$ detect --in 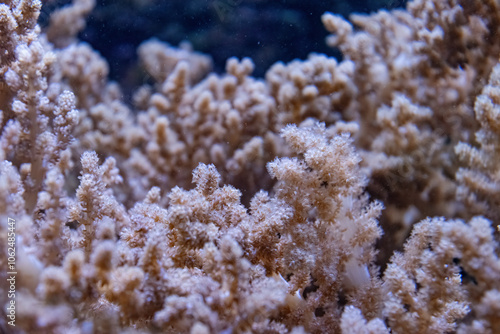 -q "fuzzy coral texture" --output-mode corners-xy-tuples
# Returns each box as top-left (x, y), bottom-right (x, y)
(1, 0), (500, 333)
